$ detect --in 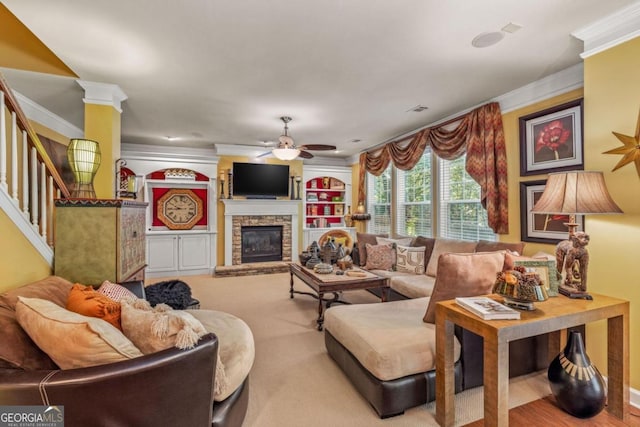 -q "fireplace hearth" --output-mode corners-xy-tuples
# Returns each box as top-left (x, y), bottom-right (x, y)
(241, 225), (283, 263)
